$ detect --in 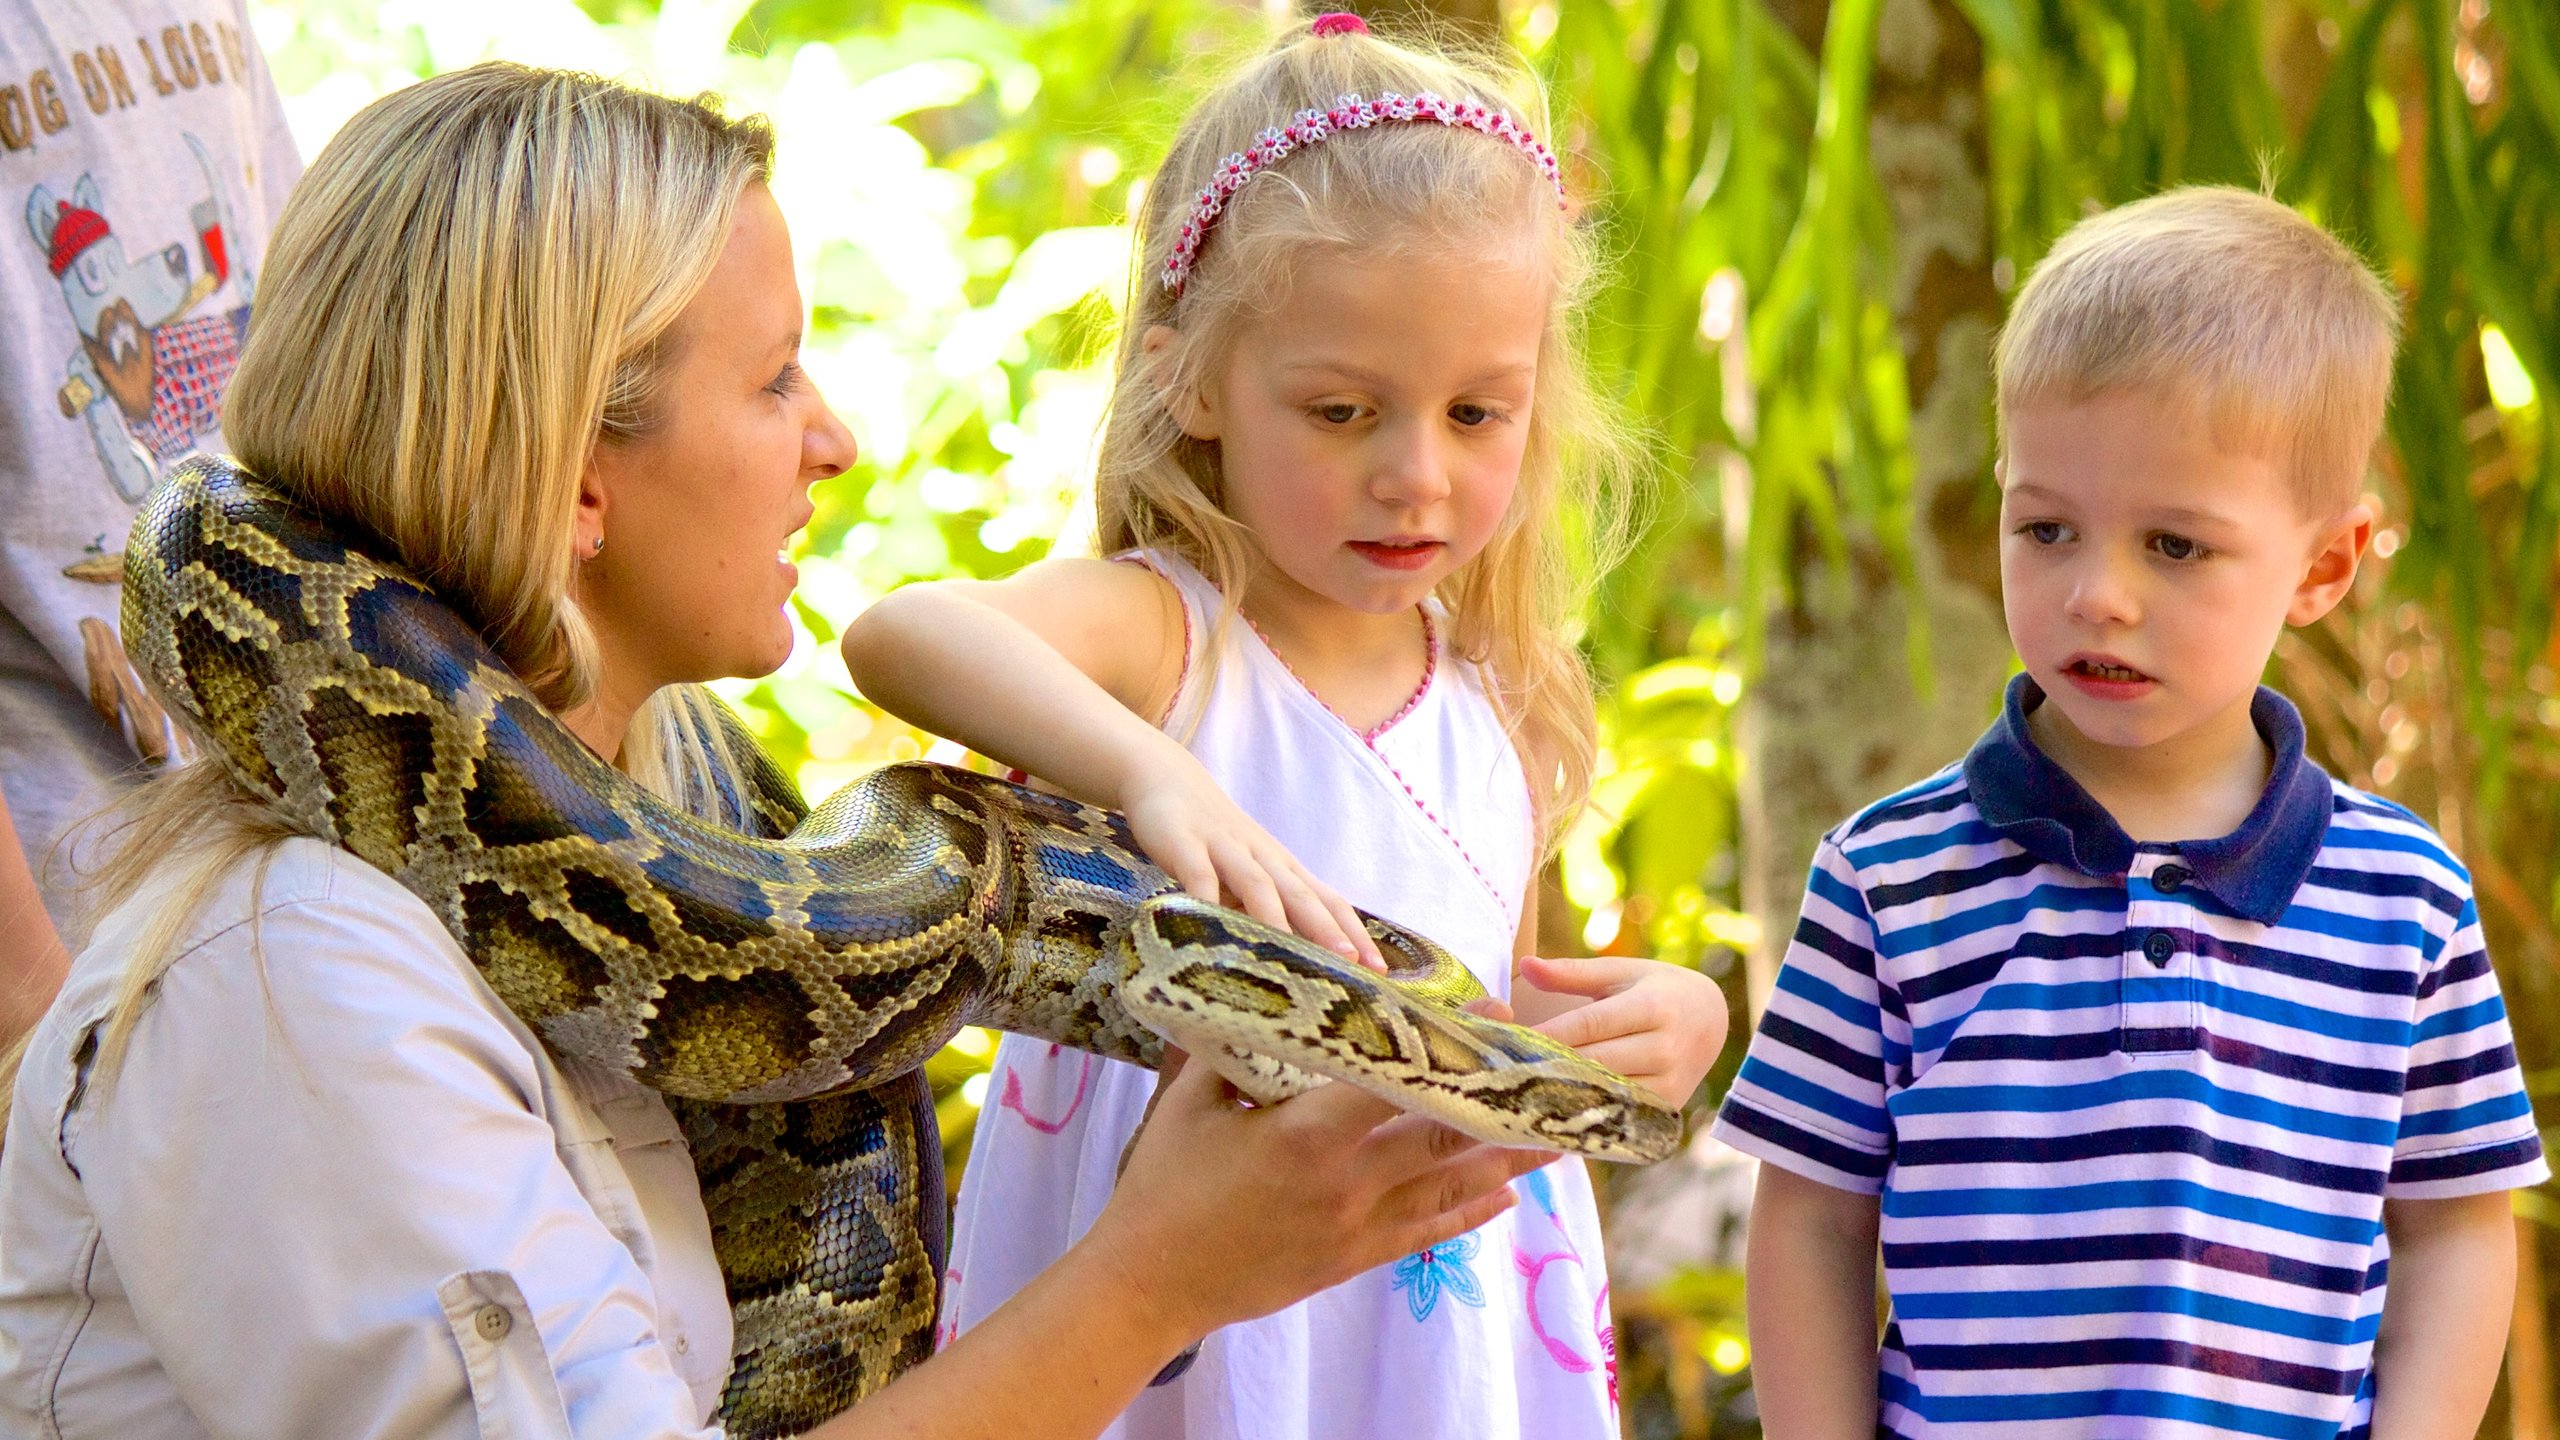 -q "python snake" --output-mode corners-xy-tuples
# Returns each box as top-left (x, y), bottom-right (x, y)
(121, 457), (1681, 1437)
